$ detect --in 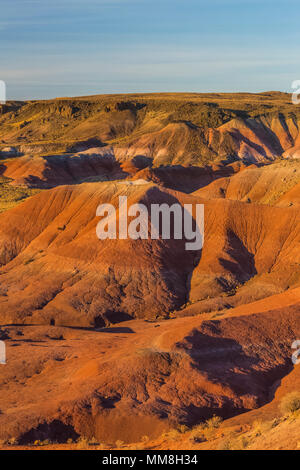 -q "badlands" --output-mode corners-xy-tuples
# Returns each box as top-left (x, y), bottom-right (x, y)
(0, 92), (299, 449)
